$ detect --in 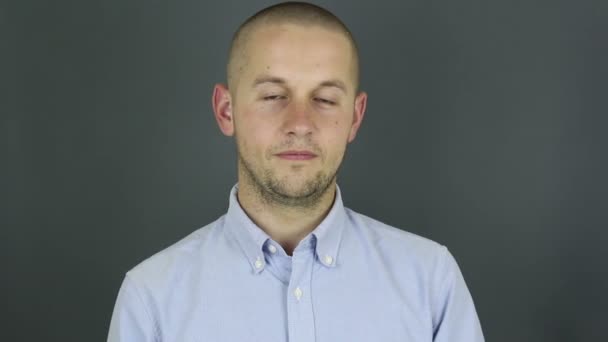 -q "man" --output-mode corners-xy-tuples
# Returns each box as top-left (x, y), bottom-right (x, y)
(107, 2), (485, 341)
